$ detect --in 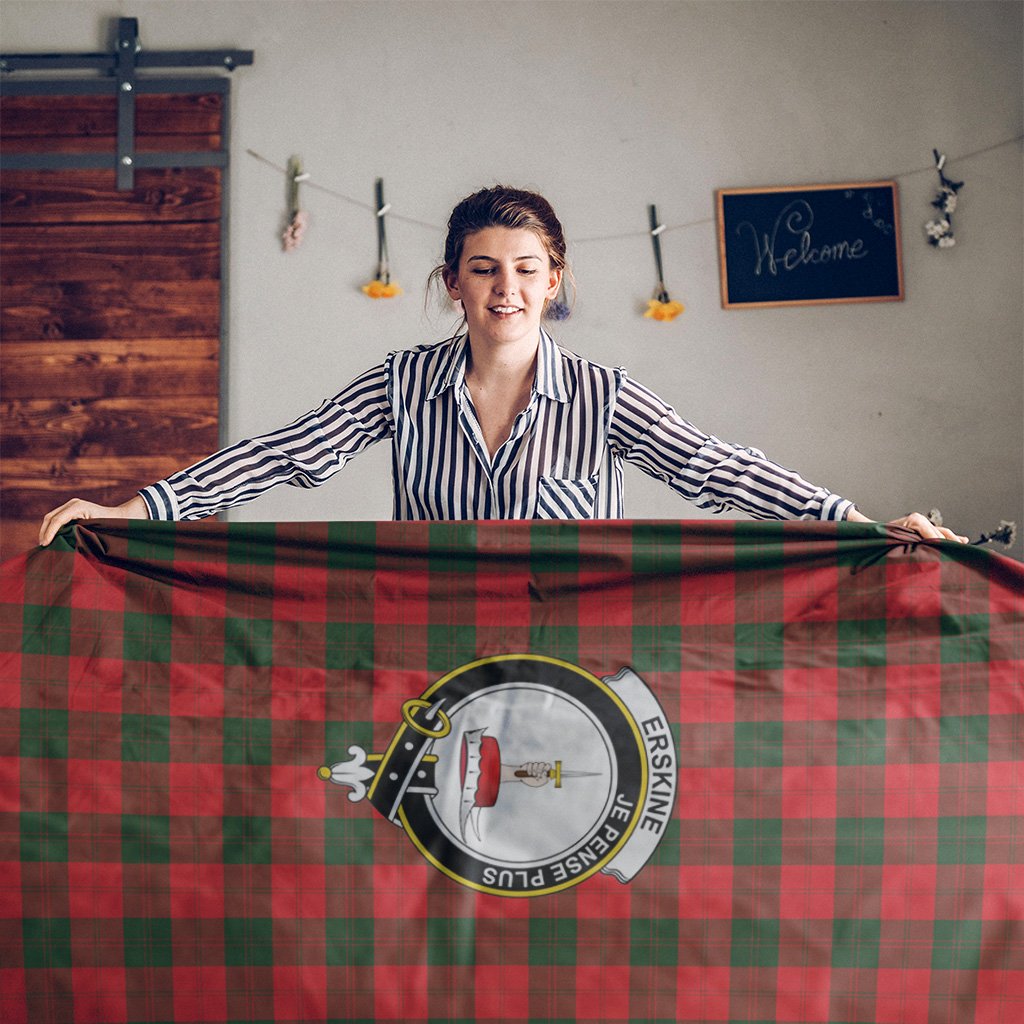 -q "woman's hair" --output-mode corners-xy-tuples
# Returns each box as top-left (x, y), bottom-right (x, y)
(428, 185), (573, 320)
